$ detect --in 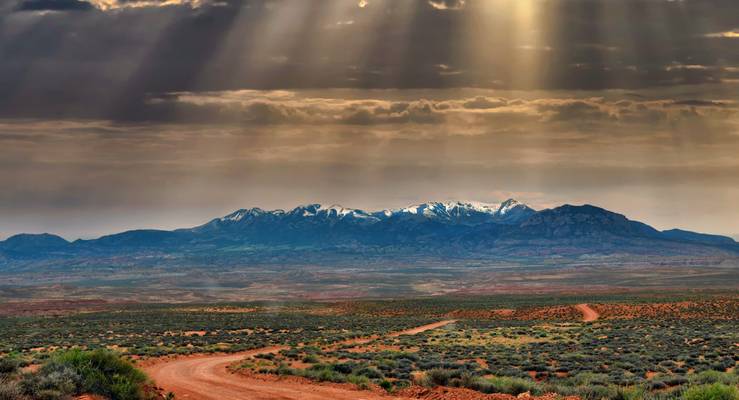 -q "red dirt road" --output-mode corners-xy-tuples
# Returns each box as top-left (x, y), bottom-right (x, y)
(144, 321), (455, 400)
(574, 304), (599, 322)
(389, 320), (456, 337)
